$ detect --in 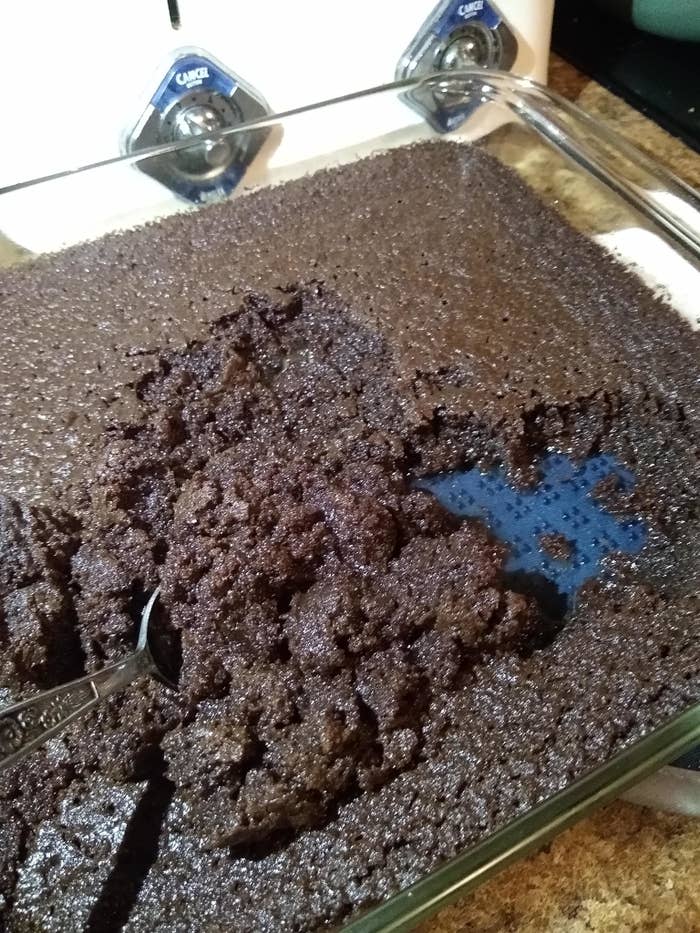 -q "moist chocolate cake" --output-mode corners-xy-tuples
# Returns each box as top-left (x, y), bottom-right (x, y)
(0, 141), (698, 932)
